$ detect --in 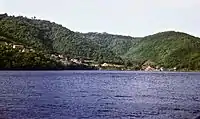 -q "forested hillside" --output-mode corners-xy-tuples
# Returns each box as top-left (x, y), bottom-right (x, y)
(1, 13), (200, 71)
(0, 13), (122, 64)
(124, 31), (200, 70)
(81, 32), (141, 56)
(0, 45), (63, 70)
